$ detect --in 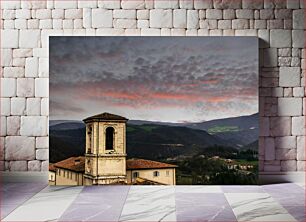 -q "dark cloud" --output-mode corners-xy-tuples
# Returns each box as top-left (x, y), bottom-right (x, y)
(50, 37), (258, 122)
